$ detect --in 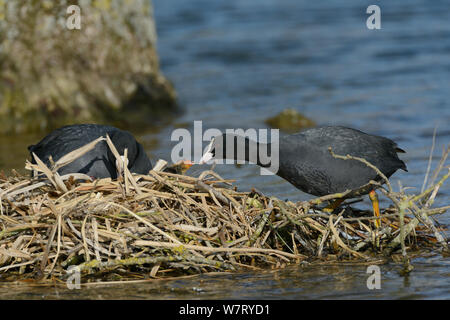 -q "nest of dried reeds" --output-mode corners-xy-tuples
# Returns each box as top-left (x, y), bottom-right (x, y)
(0, 137), (448, 282)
